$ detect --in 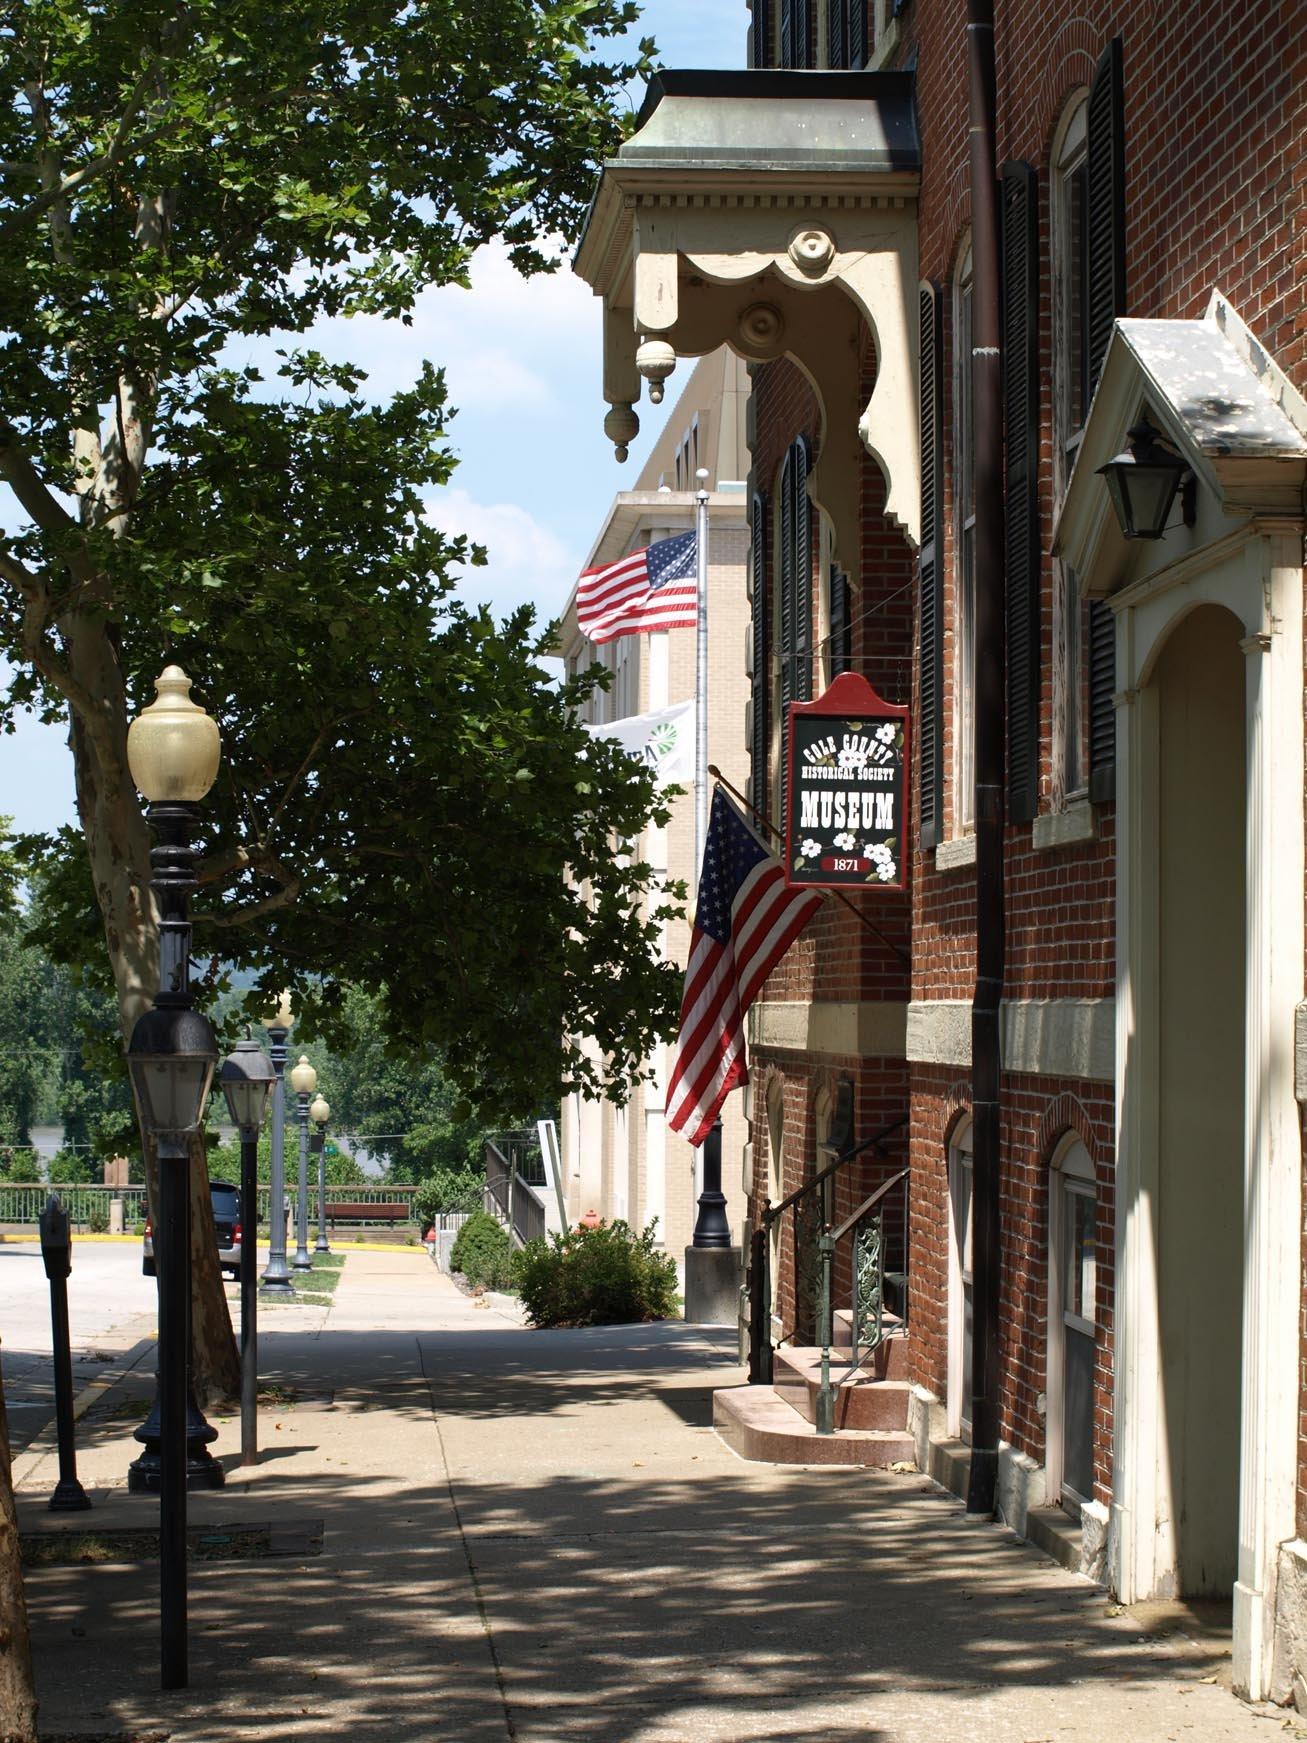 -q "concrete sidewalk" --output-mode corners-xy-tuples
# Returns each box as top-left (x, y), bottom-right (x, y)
(13, 1250), (1299, 1741)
